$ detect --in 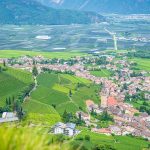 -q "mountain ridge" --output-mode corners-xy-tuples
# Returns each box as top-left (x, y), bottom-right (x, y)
(37, 0), (150, 14)
(0, 0), (105, 25)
